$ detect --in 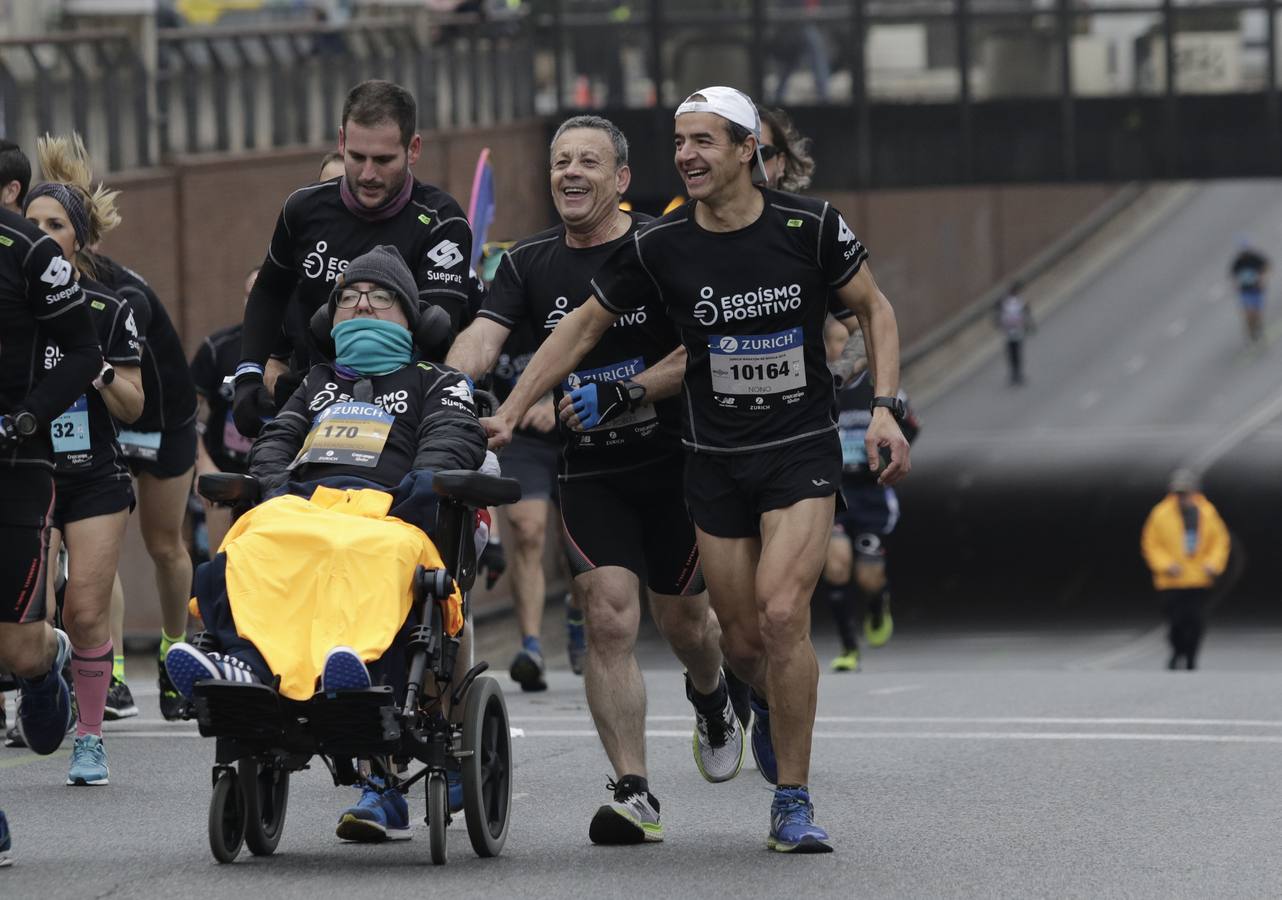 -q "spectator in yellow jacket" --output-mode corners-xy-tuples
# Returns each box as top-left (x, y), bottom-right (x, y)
(1140, 469), (1230, 670)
